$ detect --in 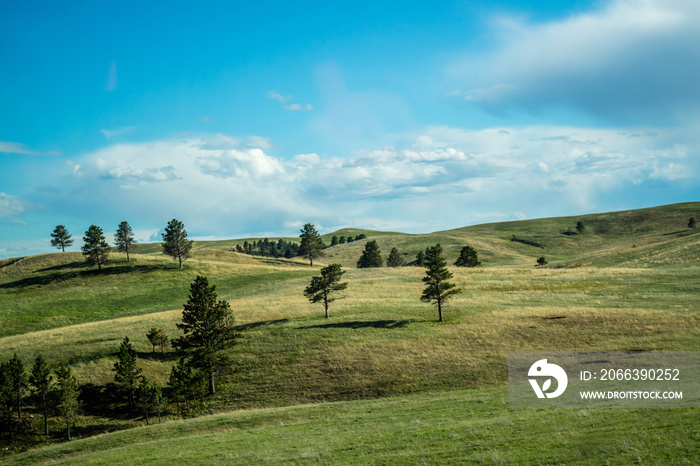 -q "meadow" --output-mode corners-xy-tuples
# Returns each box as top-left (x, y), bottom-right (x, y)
(1, 202), (699, 463)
